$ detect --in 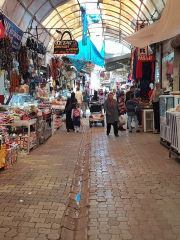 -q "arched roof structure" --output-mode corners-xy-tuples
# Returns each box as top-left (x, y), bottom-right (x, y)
(0, 0), (167, 53)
